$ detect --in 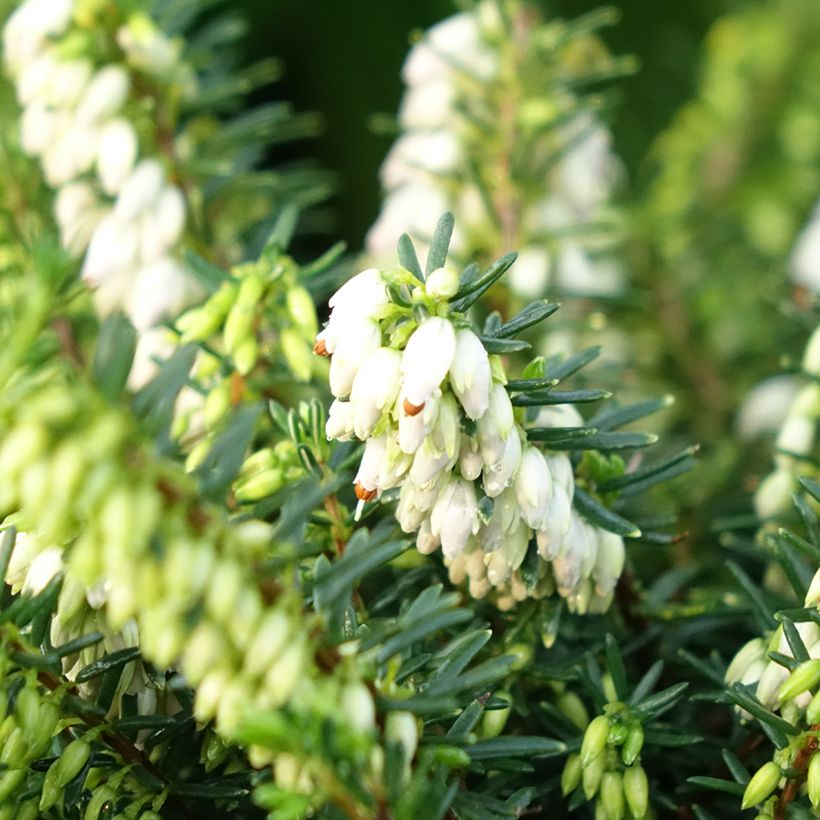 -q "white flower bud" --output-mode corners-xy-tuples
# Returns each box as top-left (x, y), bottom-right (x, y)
(20, 102), (66, 156)
(479, 490), (521, 554)
(385, 712), (418, 763)
(126, 257), (194, 331)
(342, 682), (376, 734)
(755, 468), (794, 519)
(486, 522), (529, 586)
(398, 389), (439, 454)
(430, 393), (460, 459)
(54, 182), (102, 255)
(401, 317), (456, 410)
(75, 65), (130, 126)
(328, 268), (388, 322)
(515, 447), (553, 528)
(777, 413), (815, 455)
(483, 429), (522, 498)
(381, 131), (461, 190)
(354, 434), (388, 497)
(328, 319), (381, 399)
(592, 529), (625, 596)
(409, 436), (457, 487)
(791, 204), (820, 293)
(398, 78), (454, 130)
(97, 118), (138, 195)
(17, 53), (56, 105)
(553, 514), (596, 595)
(42, 125), (100, 185)
(458, 434), (483, 480)
(425, 266), (460, 299)
(756, 660), (789, 709)
(115, 159), (165, 222)
(415, 517), (440, 554)
(546, 454), (574, 497)
(46, 58), (92, 107)
(350, 348), (402, 438)
(139, 185), (187, 261)
(478, 383), (514, 465)
(23, 545), (62, 595)
(326, 399), (355, 441)
(264, 641), (306, 707)
(81, 214), (139, 287)
(449, 329), (491, 420)
(431, 477), (478, 559)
